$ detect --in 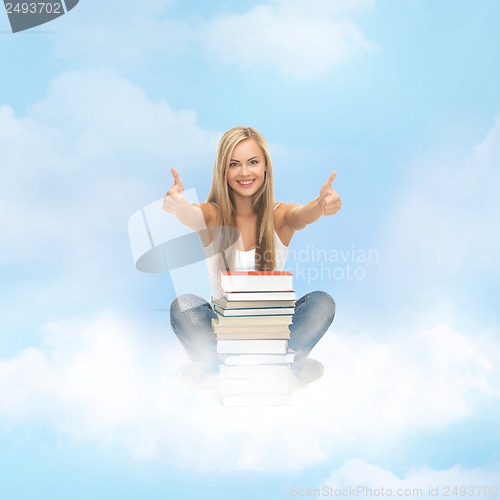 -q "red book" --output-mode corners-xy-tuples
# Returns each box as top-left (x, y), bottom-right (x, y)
(220, 271), (293, 293)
